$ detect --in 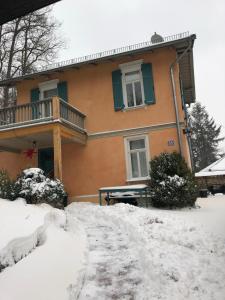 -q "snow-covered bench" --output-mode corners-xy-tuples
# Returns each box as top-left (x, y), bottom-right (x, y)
(98, 184), (149, 206)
